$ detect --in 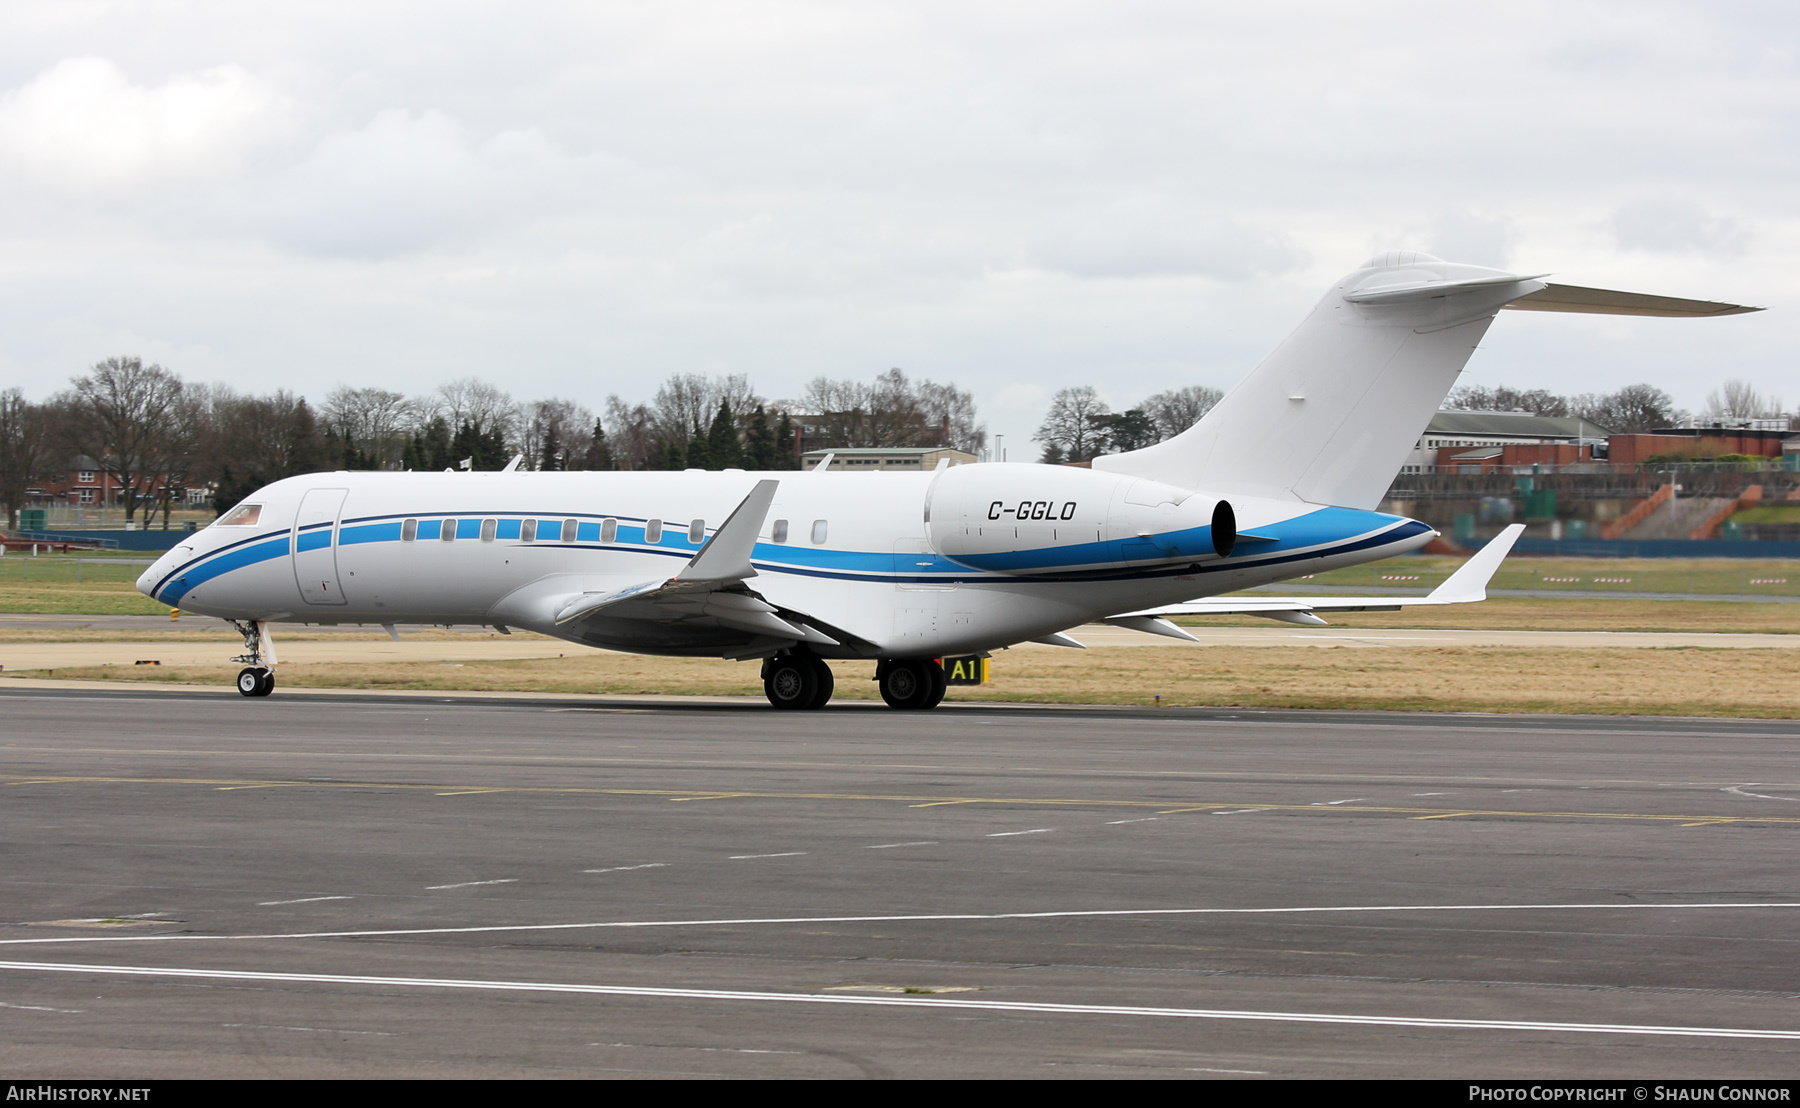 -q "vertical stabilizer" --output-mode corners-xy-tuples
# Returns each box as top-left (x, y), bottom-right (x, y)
(1093, 253), (1545, 510)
